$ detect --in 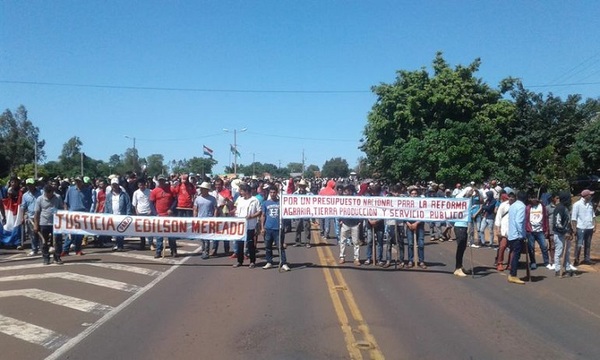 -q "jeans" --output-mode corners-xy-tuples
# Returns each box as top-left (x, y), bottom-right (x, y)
(406, 223), (425, 263)
(576, 228), (593, 263)
(554, 233), (565, 272)
(320, 218), (331, 238)
(211, 240), (230, 254)
(469, 215), (482, 245)
(40, 225), (63, 263)
(24, 219), (40, 252)
(366, 223), (384, 262)
(156, 237), (177, 256)
(138, 213), (154, 248)
(264, 228), (287, 264)
(236, 229), (256, 264)
(527, 231), (549, 265)
(386, 224), (405, 262)
(454, 226), (468, 269)
(115, 236), (125, 249)
(432, 221), (442, 239)
(479, 218), (495, 245)
(334, 218), (341, 244)
(508, 239), (524, 277)
(339, 223), (360, 260)
(63, 234), (83, 253)
(295, 219), (311, 245)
